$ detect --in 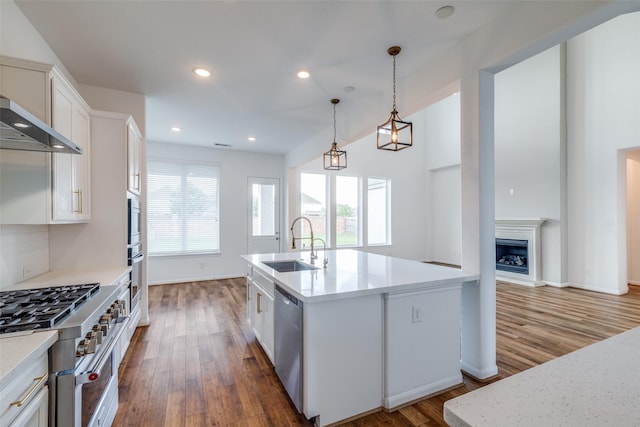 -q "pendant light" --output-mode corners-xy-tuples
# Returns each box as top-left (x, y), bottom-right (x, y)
(377, 46), (412, 151)
(323, 98), (347, 170)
